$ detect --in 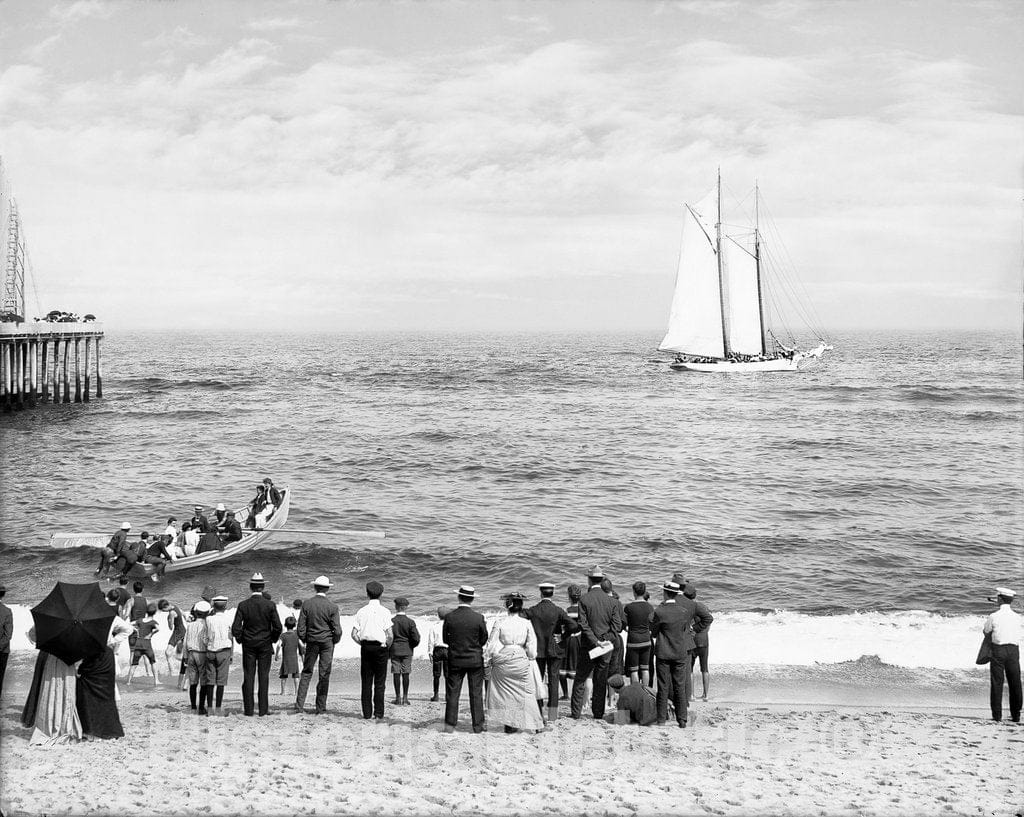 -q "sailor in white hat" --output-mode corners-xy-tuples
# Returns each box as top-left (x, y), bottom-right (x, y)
(214, 502), (228, 530)
(230, 570), (283, 716)
(983, 587), (1021, 722)
(294, 576), (341, 715)
(96, 521), (133, 577)
(442, 585), (488, 733)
